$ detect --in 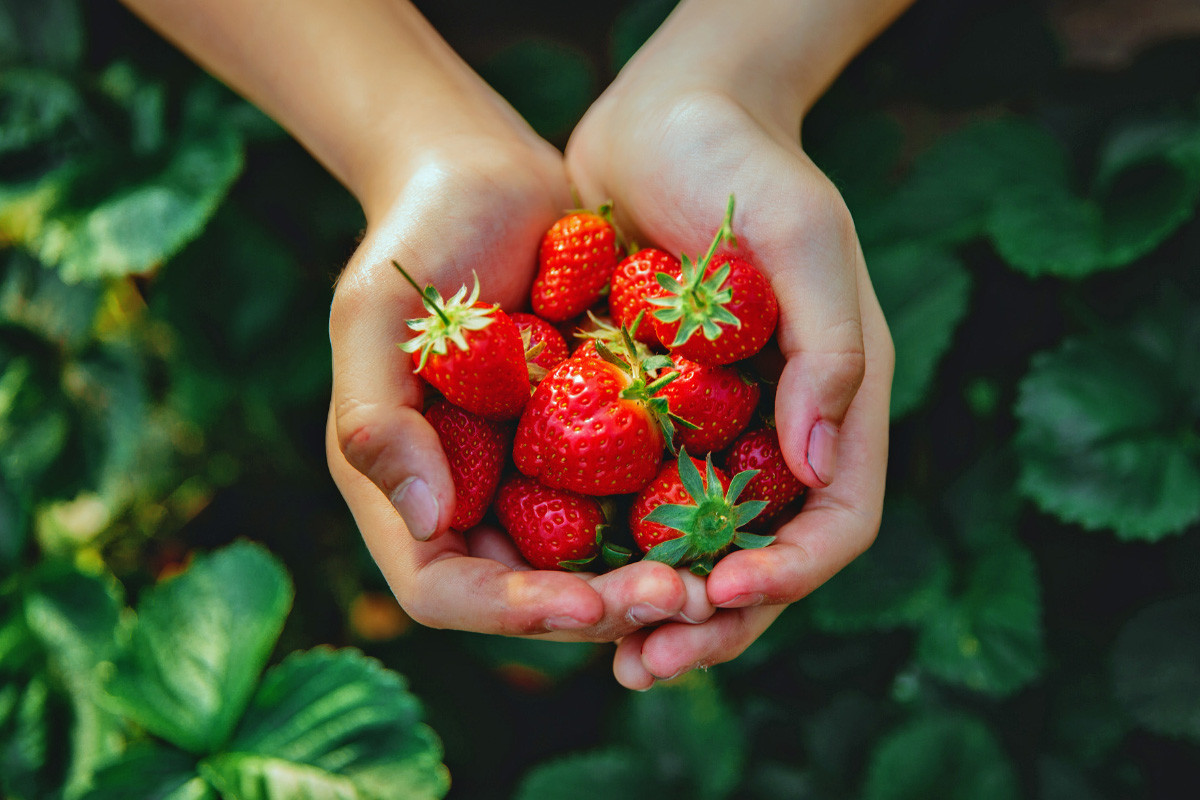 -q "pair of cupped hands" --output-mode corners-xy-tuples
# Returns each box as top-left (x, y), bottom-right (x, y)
(325, 42), (894, 691)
